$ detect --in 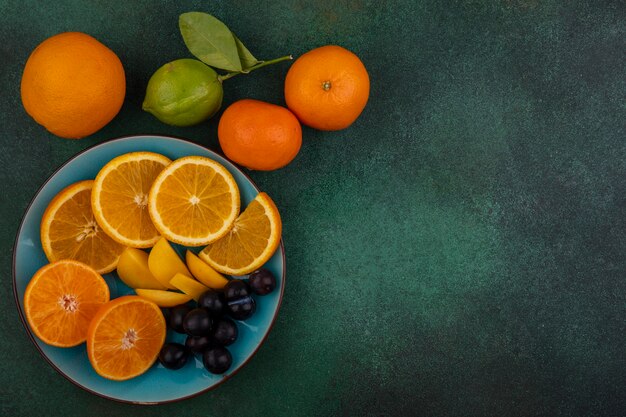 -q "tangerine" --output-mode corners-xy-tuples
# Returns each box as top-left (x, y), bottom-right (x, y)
(284, 45), (369, 131)
(218, 99), (302, 171)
